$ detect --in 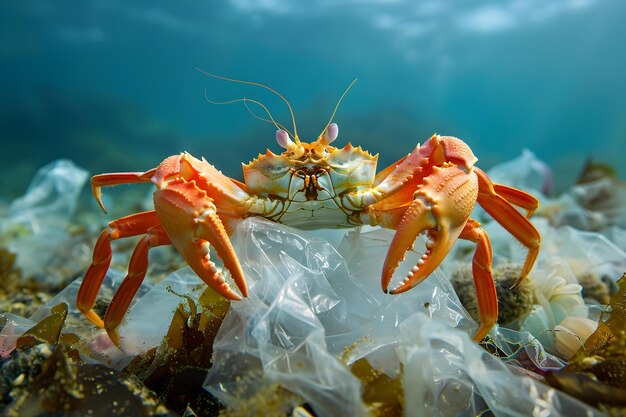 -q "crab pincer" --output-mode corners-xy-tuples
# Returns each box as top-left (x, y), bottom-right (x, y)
(381, 162), (478, 295)
(152, 165), (248, 301)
